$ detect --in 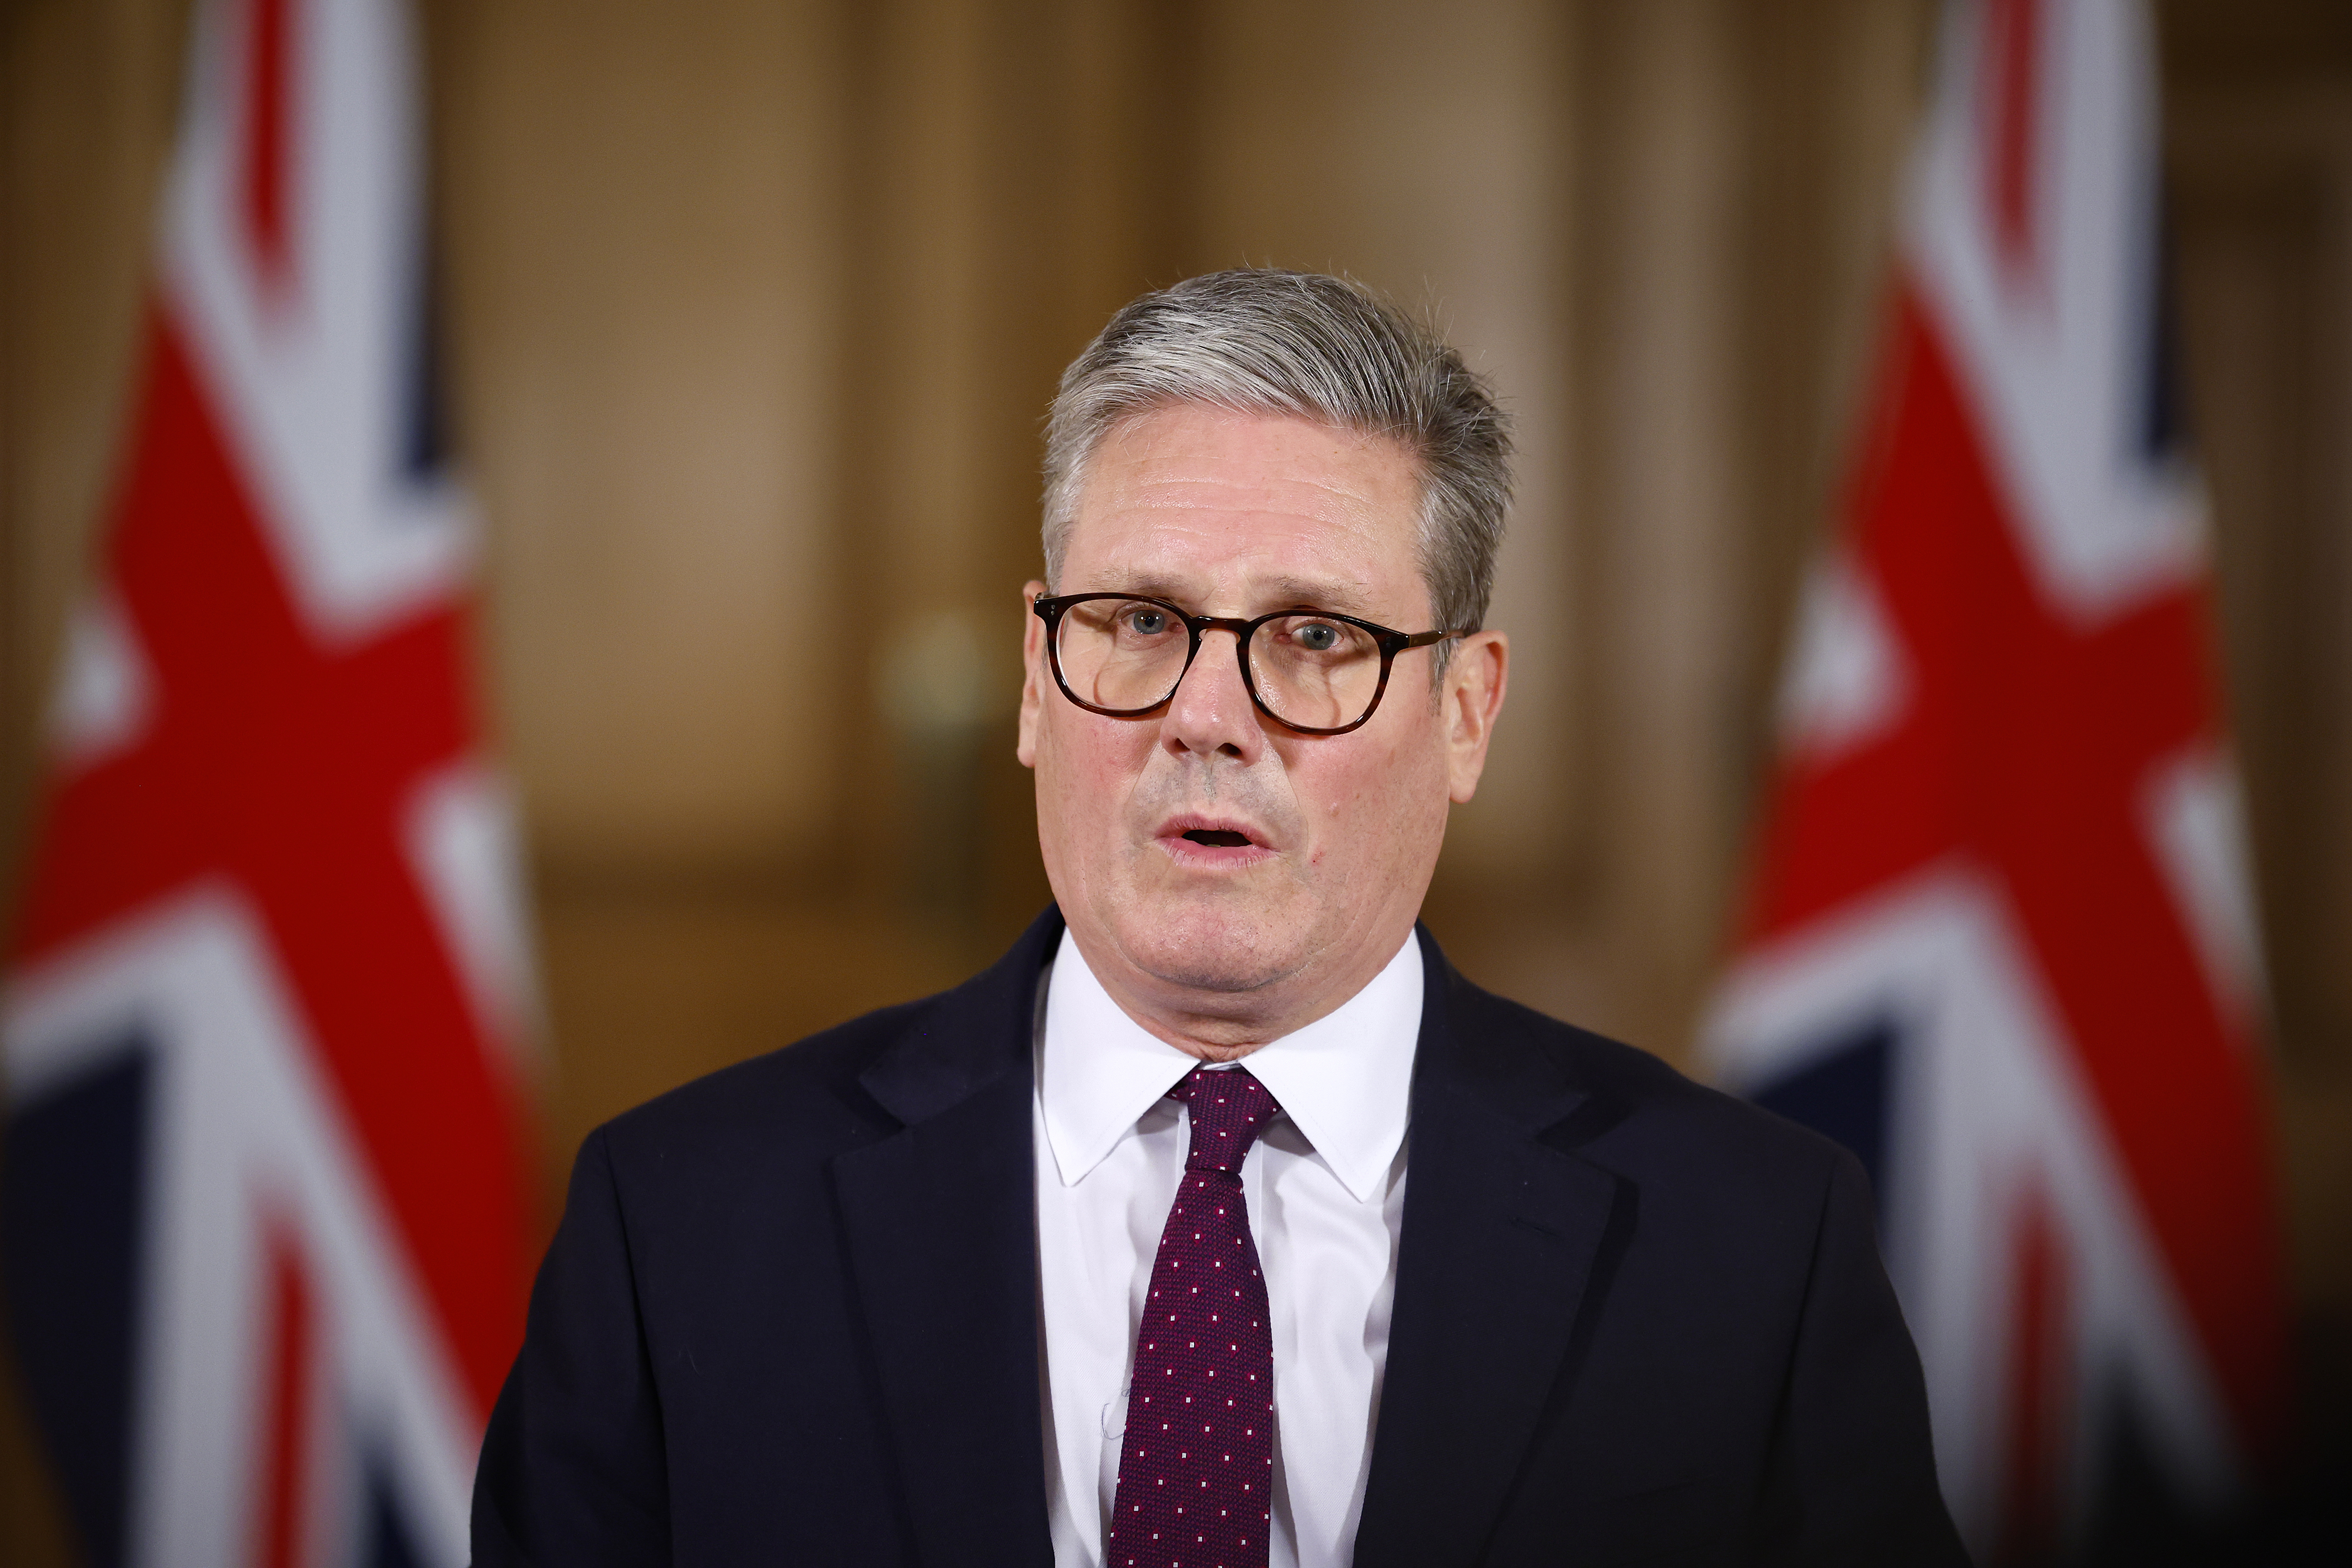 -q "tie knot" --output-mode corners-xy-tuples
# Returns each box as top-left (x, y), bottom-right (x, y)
(1169, 1065), (1281, 1175)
